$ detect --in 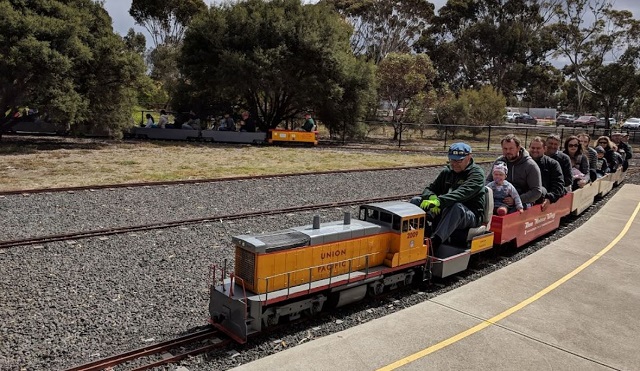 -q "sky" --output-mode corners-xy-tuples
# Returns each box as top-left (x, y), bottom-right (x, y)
(104, 0), (640, 47)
